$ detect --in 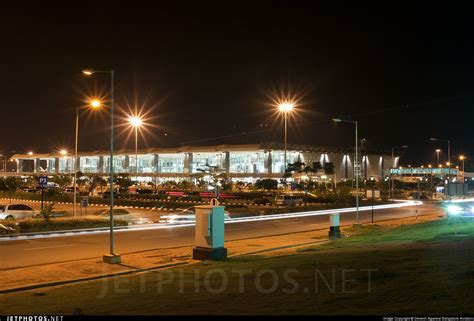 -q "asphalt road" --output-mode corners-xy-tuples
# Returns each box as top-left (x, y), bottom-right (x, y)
(0, 203), (443, 270)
